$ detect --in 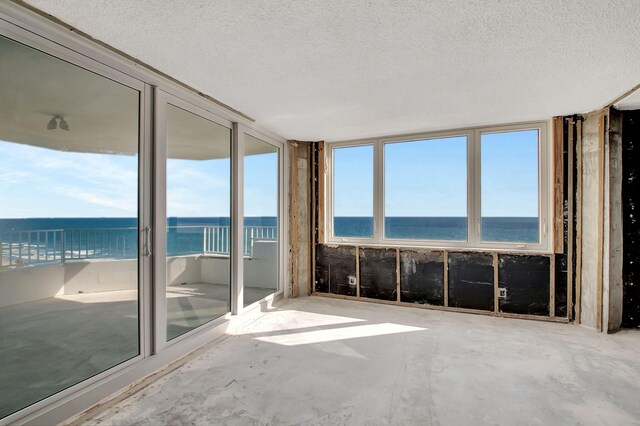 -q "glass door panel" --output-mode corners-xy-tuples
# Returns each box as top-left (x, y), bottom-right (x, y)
(243, 134), (279, 306)
(165, 103), (231, 340)
(0, 35), (141, 419)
